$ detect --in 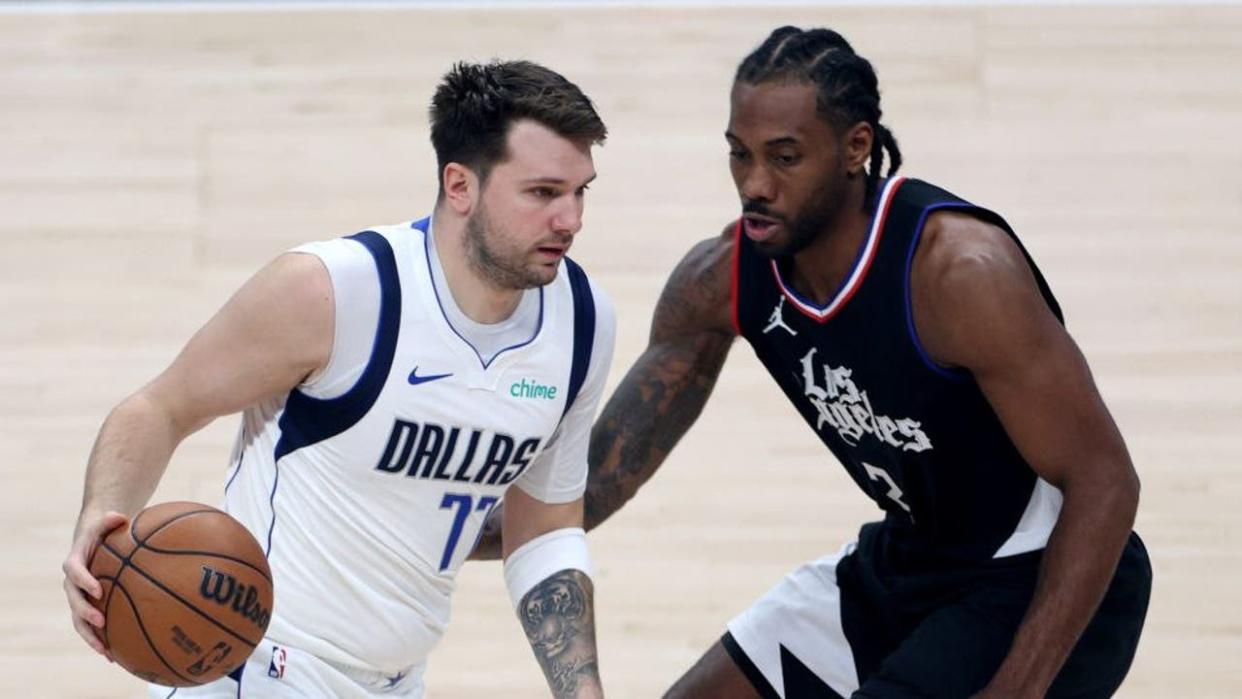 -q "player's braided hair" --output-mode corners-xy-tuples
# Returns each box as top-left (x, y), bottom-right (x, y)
(736, 26), (903, 209)
(430, 60), (607, 190)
